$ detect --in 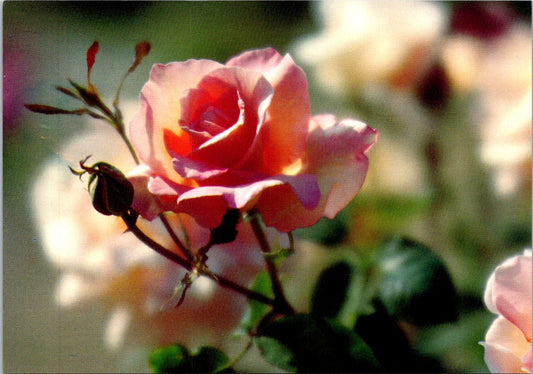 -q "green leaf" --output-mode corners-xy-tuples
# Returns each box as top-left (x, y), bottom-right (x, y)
(236, 271), (273, 334)
(311, 261), (354, 319)
(148, 344), (231, 373)
(255, 336), (296, 372)
(262, 246), (294, 263)
(149, 344), (190, 373)
(354, 299), (443, 372)
(256, 314), (381, 372)
(376, 236), (458, 326)
(295, 209), (349, 246)
(188, 346), (231, 373)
